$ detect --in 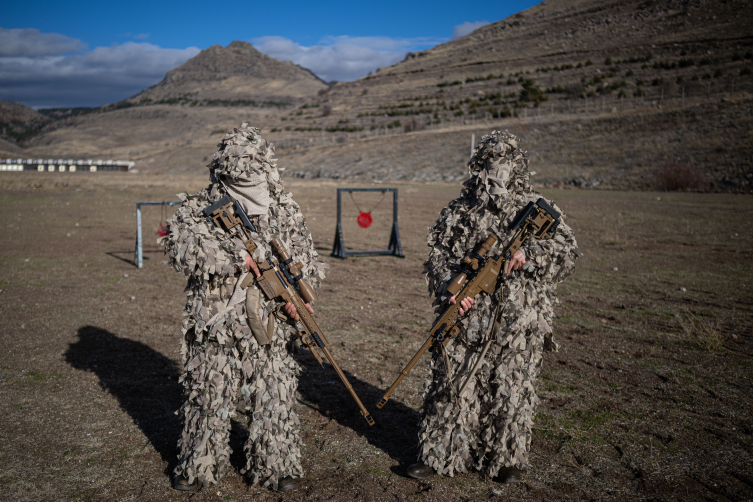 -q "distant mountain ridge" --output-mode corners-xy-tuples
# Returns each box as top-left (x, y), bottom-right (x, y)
(128, 41), (328, 104)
